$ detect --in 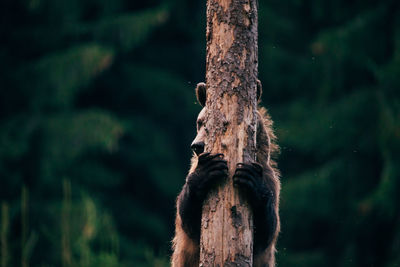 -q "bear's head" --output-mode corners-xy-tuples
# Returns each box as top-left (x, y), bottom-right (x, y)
(190, 81), (262, 156)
